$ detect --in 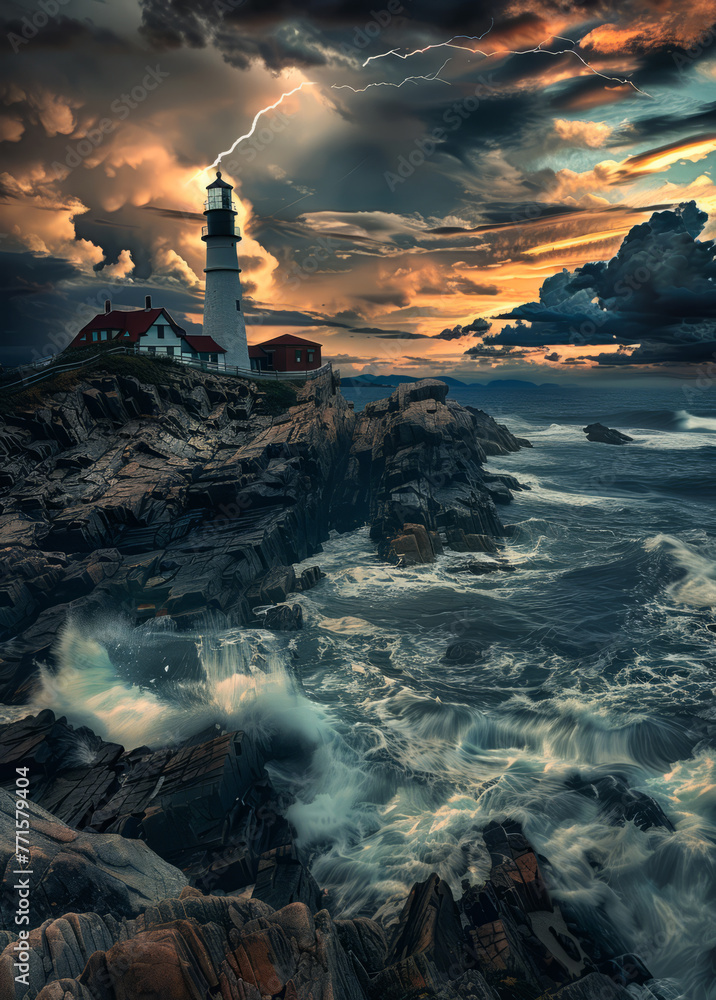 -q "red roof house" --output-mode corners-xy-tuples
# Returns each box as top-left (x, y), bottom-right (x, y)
(249, 334), (321, 373)
(67, 298), (227, 366)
